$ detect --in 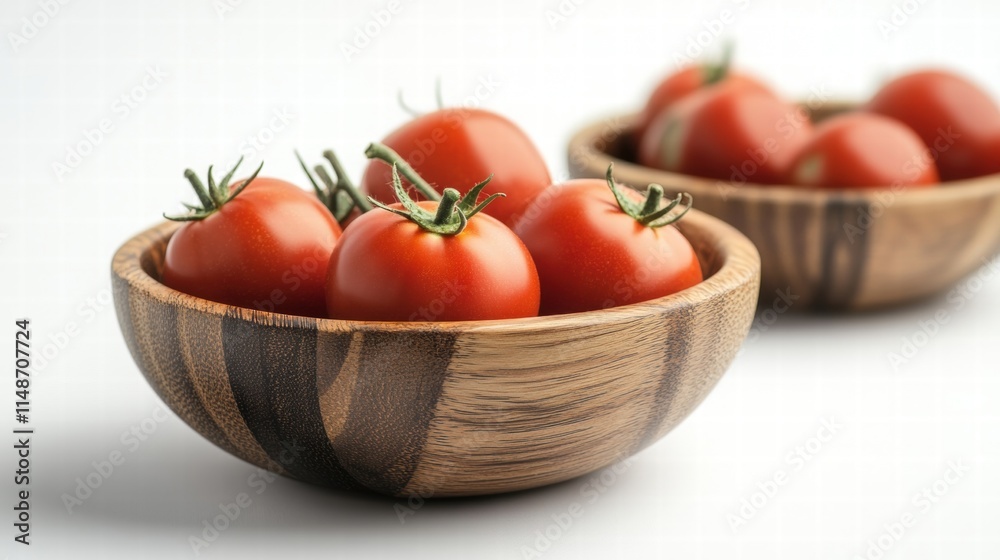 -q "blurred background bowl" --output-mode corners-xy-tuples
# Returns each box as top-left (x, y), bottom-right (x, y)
(567, 105), (1000, 310)
(111, 213), (759, 497)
